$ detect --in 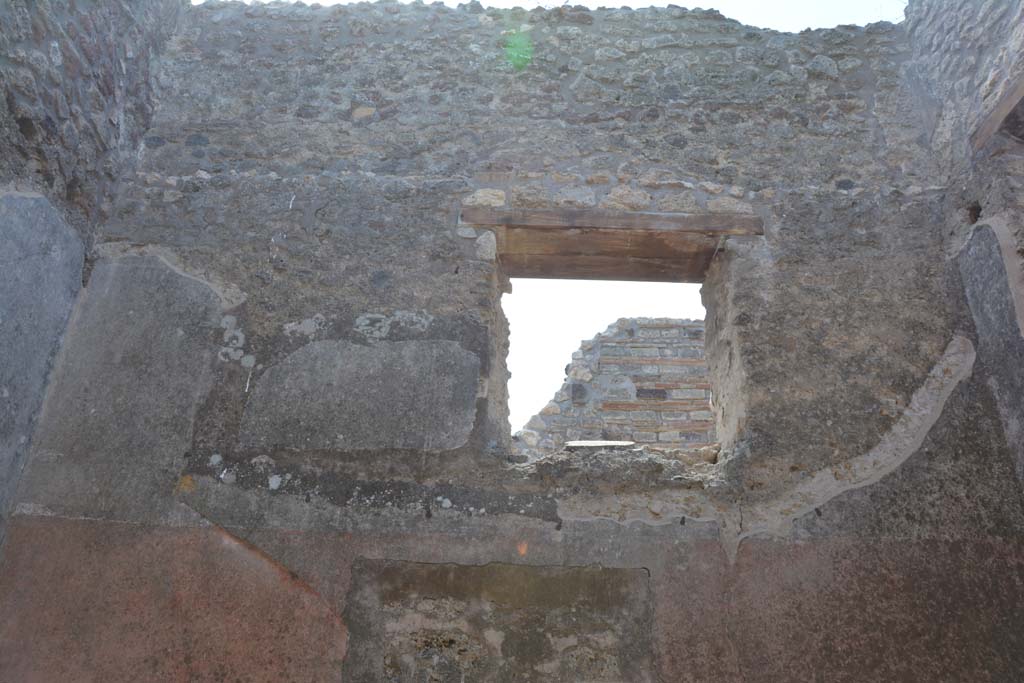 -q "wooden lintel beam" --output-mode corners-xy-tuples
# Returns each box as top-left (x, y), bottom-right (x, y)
(971, 75), (1024, 152)
(499, 253), (707, 282)
(503, 226), (717, 260)
(460, 206), (763, 236)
